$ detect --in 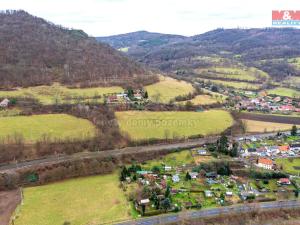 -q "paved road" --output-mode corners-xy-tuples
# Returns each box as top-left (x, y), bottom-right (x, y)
(114, 200), (300, 225)
(0, 131), (285, 173)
